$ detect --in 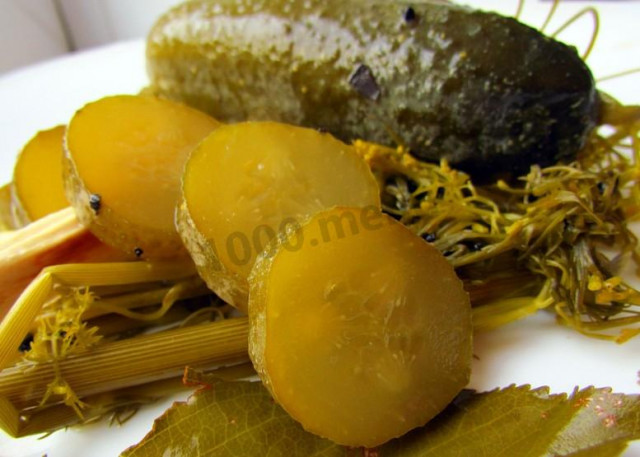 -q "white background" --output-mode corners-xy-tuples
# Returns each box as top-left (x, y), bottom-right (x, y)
(0, 0), (181, 74)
